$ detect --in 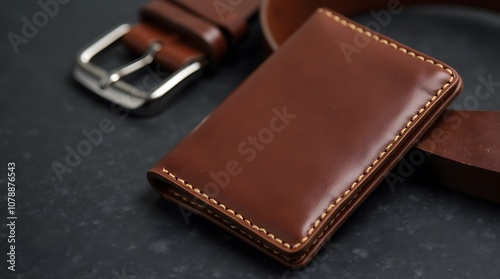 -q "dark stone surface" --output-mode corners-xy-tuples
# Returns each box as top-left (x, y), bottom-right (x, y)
(1, 1), (499, 278)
